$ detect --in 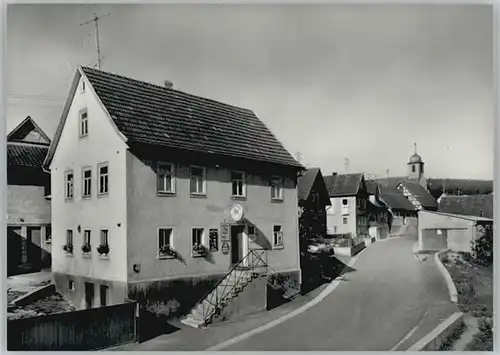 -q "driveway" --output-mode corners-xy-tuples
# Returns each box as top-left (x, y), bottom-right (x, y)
(219, 236), (457, 351)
